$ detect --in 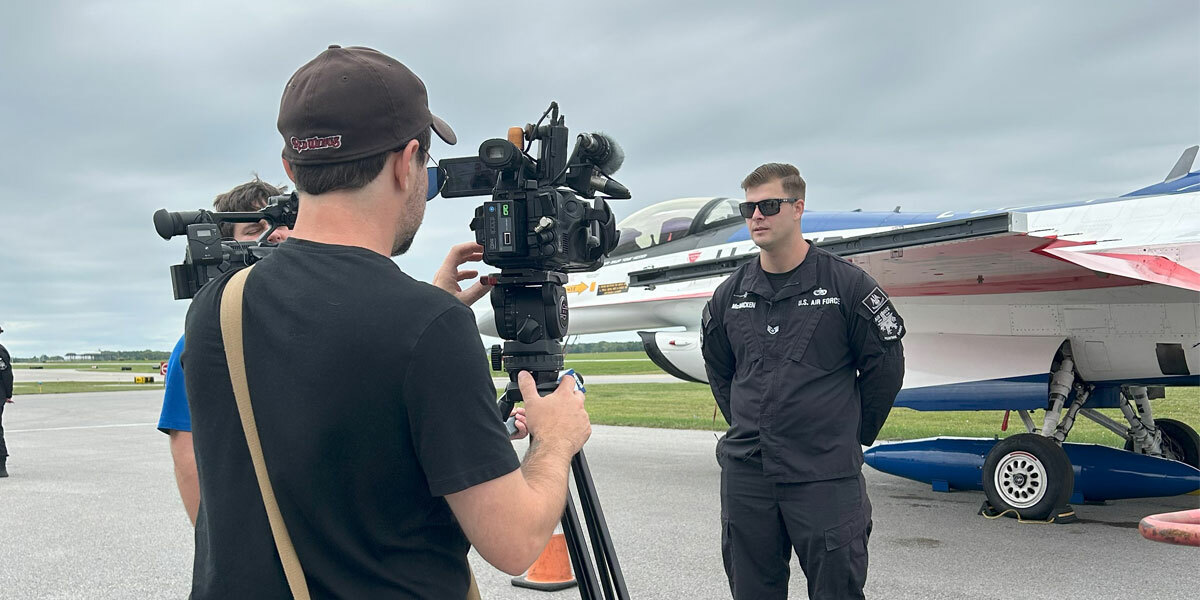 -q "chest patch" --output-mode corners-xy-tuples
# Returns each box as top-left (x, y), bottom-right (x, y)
(0, 358), (6, 371)
(766, 325), (780, 335)
(731, 301), (756, 310)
